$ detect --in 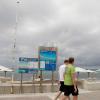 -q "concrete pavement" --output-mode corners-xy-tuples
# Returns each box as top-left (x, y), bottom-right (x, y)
(0, 89), (100, 100)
